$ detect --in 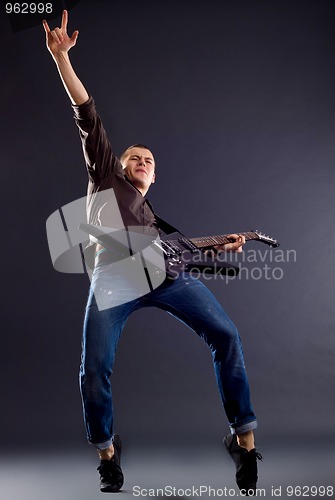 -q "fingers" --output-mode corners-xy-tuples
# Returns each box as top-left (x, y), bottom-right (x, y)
(42, 19), (50, 34)
(228, 233), (245, 244)
(43, 10), (68, 39)
(53, 26), (76, 45)
(235, 234), (245, 252)
(222, 234), (245, 253)
(52, 27), (64, 43)
(228, 242), (243, 252)
(61, 9), (68, 30)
